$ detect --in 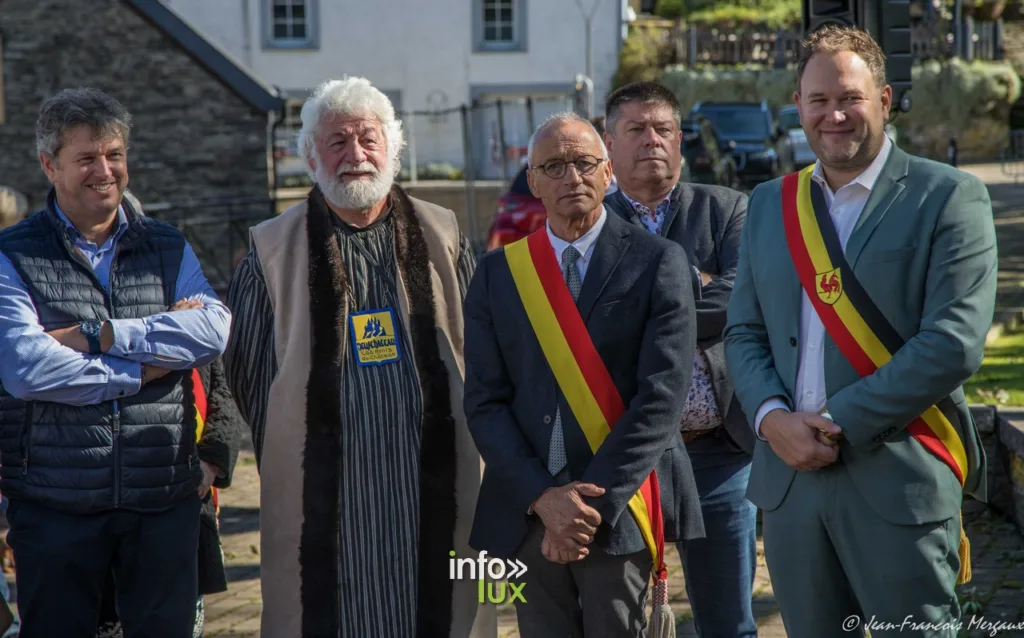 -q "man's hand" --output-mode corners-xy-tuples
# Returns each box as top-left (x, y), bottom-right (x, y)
(198, 460), (218, 498)
(141, 364), (170, 385)
(541, 527), (588, 564)
(699, 270), (714, 287)
(532, 481), (605, 546)
(761, 409), (842, 471)
(171, 298), (204, 312)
